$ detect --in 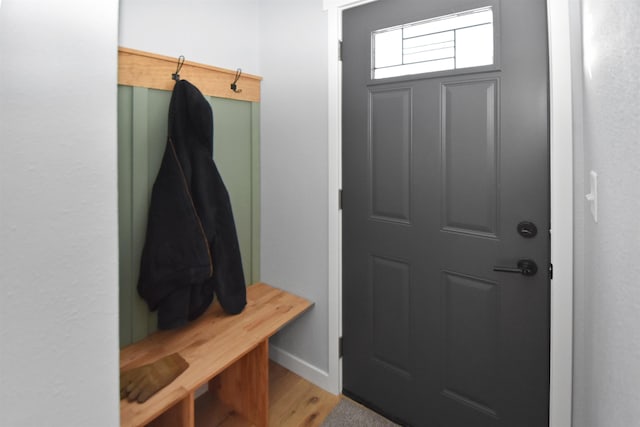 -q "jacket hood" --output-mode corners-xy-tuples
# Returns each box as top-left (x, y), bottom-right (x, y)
(168, 80), (214, 156)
